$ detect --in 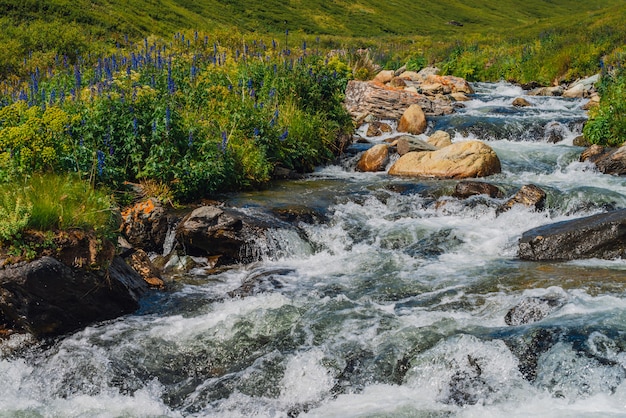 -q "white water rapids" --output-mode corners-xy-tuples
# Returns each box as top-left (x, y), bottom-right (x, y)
(3, 82), (626, 417)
